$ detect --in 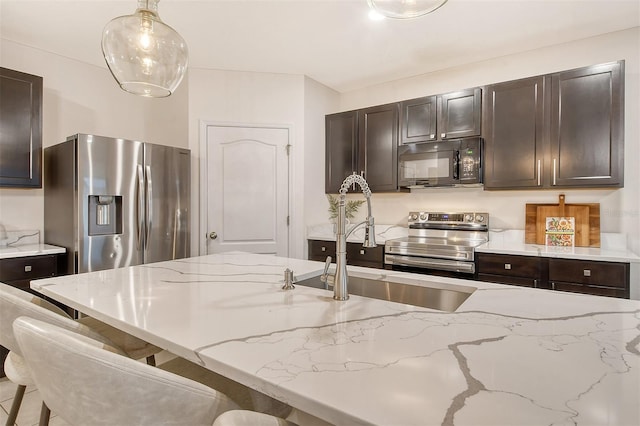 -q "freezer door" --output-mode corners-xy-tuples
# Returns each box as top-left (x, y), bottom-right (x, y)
(143, 144), (190, 264)
(76, 134), (144, 273)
